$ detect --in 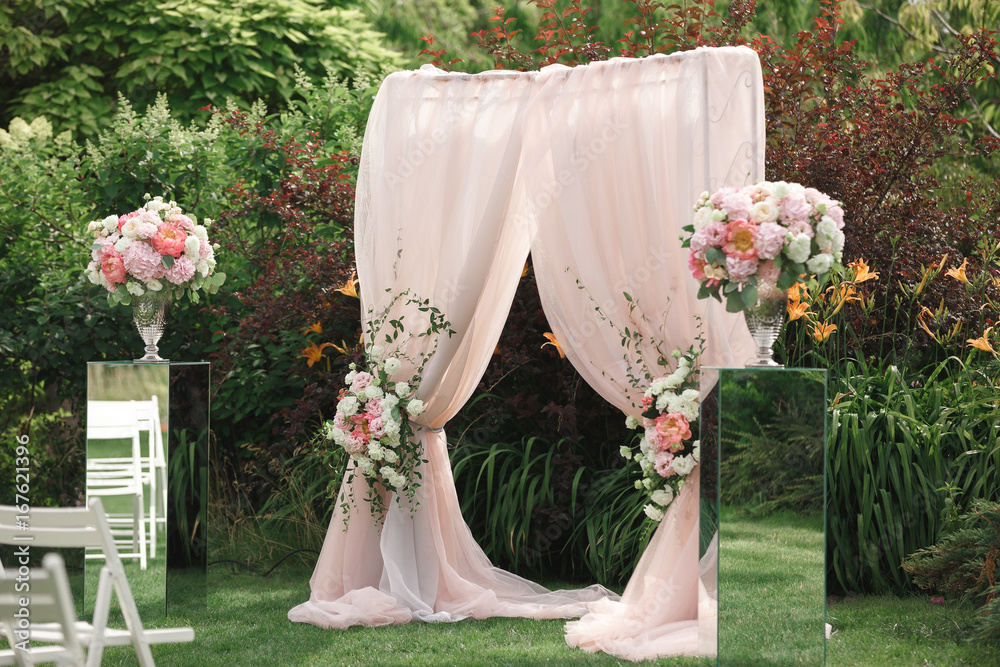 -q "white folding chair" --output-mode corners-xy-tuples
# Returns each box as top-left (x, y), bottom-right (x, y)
(86, 401), (147, 569)
(0, 553), (85, 667)
(88, 399), (166, 559)
(0, 500), (194, 667)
